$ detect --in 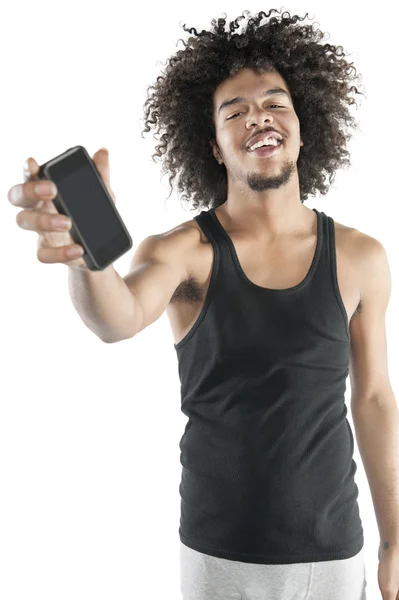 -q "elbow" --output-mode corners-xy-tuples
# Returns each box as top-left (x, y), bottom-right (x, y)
(100, 335), (121, 344)
(100, 333), (136, 344)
